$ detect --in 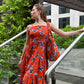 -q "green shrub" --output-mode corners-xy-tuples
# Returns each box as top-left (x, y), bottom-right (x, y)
(53, 25), (84, 49)
(0, 0), (36, 83)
